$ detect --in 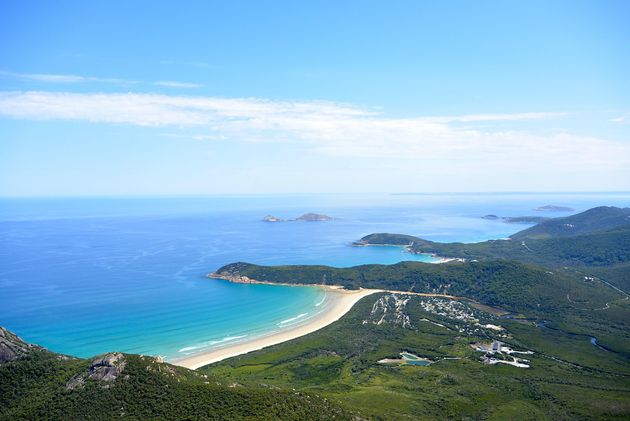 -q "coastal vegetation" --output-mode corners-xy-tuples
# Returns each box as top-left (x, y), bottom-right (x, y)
(214, 260), (621, 315)
(0, 328), (354, 420)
